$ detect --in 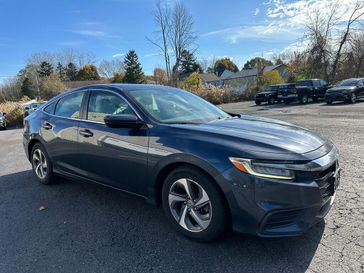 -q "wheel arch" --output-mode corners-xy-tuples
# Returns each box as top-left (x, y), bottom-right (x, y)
(151, 157), (232, 225)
